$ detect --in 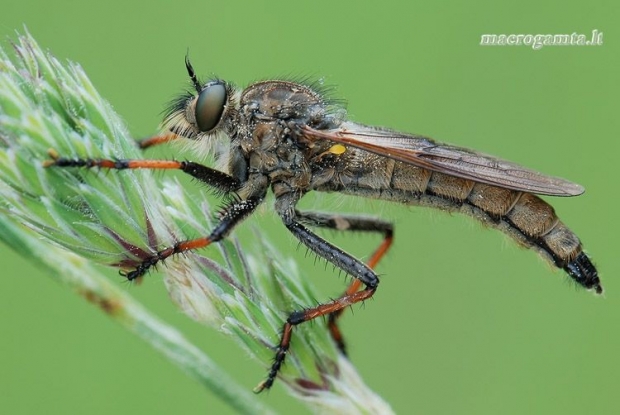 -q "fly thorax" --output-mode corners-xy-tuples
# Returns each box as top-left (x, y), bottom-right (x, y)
(271, 143), (312, 187)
